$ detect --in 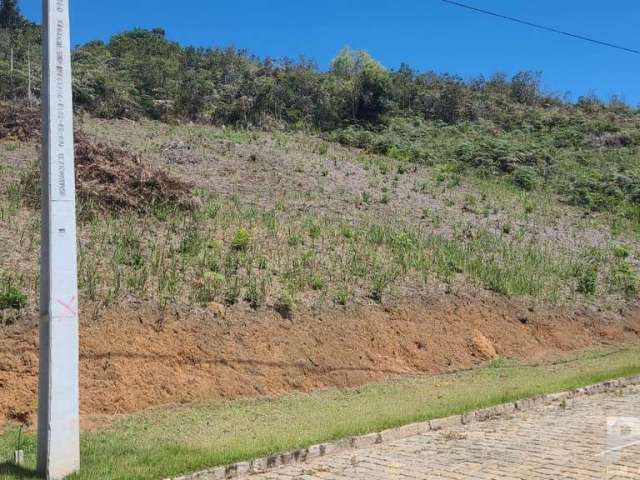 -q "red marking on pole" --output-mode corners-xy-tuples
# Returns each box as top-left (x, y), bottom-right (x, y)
(56, 296), (77, 317)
